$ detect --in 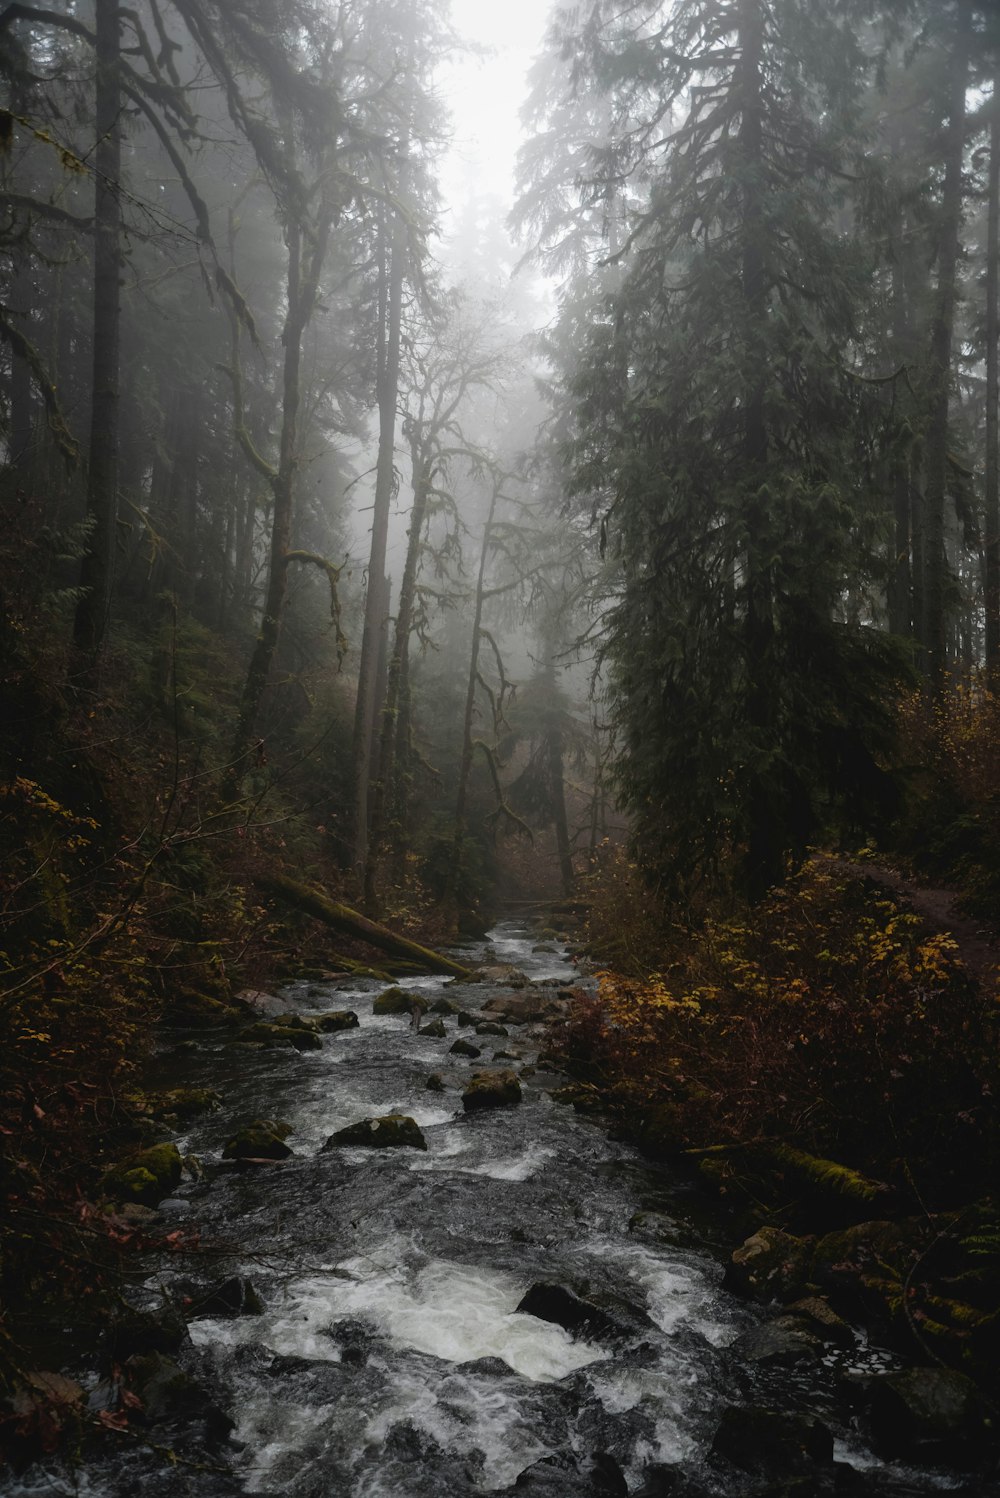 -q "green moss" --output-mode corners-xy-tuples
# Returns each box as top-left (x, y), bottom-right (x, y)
(101, 1143), (182, 1206)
